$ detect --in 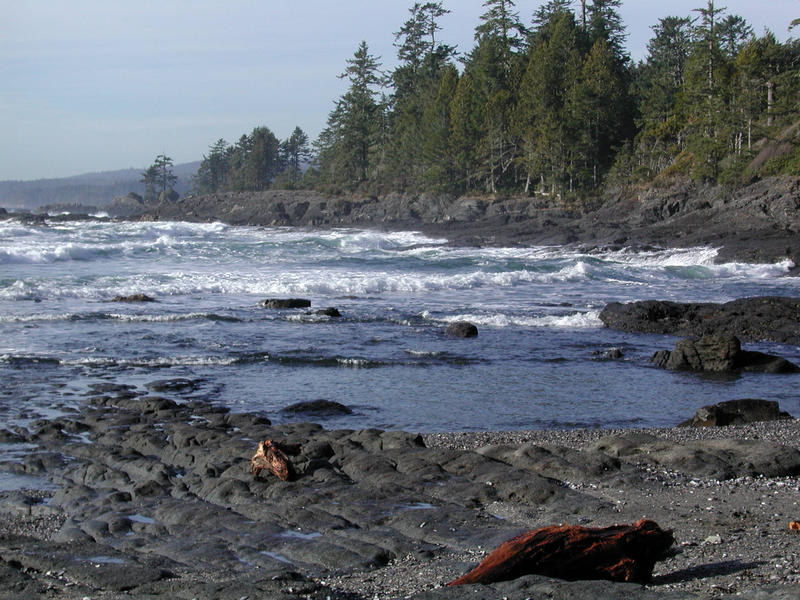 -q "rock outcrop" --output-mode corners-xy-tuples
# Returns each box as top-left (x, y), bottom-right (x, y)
(137, 177), (800, 267)
(600, 297), (800, 345)
(651, 335), (800, 373)
(679, 399), (794, 427)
